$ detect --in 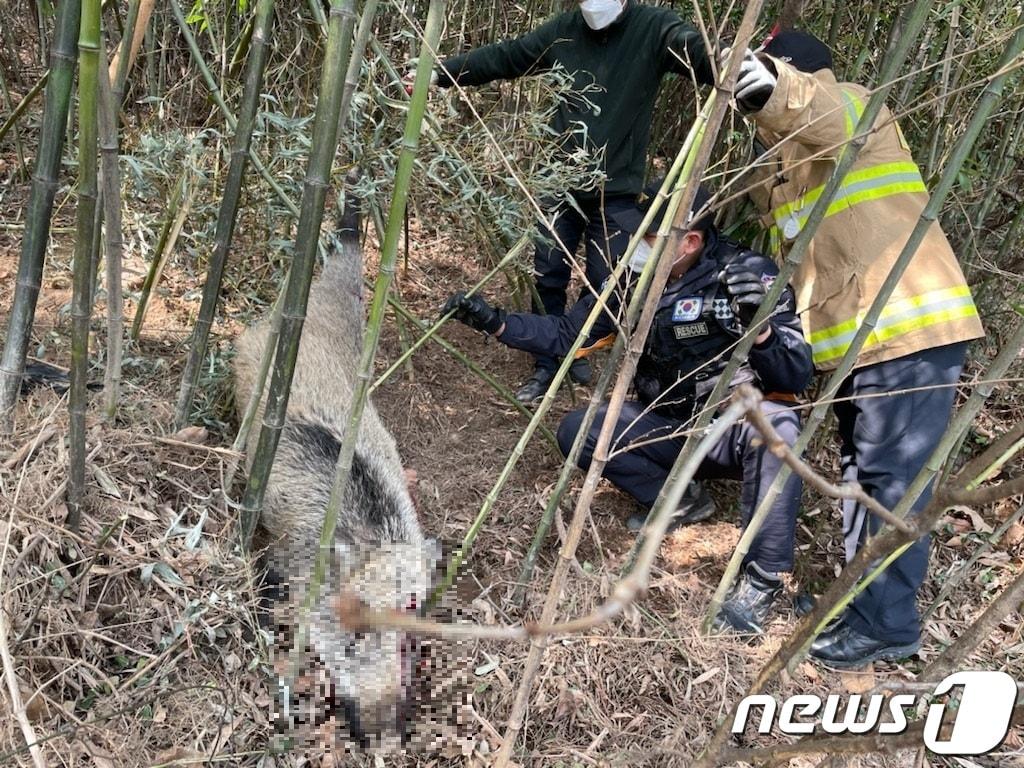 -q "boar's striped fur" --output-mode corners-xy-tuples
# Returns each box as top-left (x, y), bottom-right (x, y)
(233, 185), (432, 743)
